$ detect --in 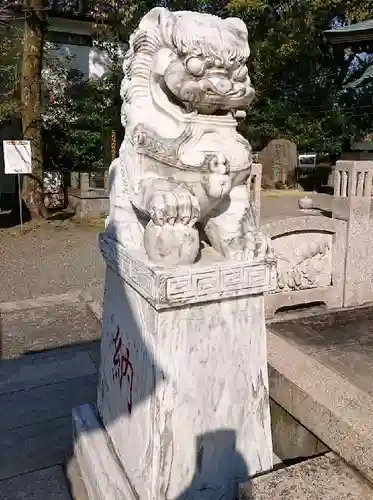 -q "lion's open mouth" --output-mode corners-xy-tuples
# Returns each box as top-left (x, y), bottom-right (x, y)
(158, 78), (232, 116)
(183, 103), (231, 116)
